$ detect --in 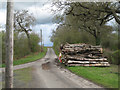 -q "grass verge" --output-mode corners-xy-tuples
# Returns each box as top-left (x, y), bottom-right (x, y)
(67, 65), (119, 88)
(53, 47), (59, 56)
(1, 67), (33, 88)
(14, 67), (33, 83)
(1, 47), (47, 68)
(53, 48), (119, 88)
